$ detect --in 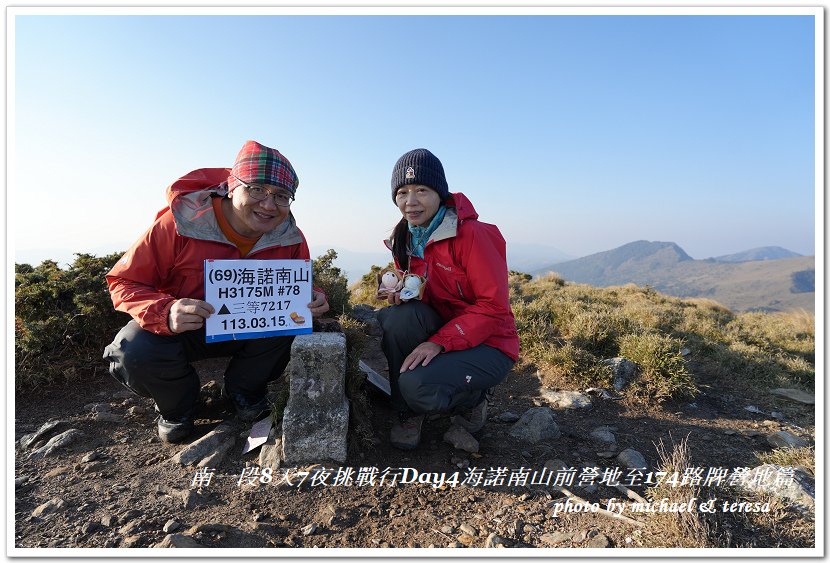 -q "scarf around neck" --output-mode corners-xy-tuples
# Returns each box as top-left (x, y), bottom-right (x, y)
(408, 205), (447, 259)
